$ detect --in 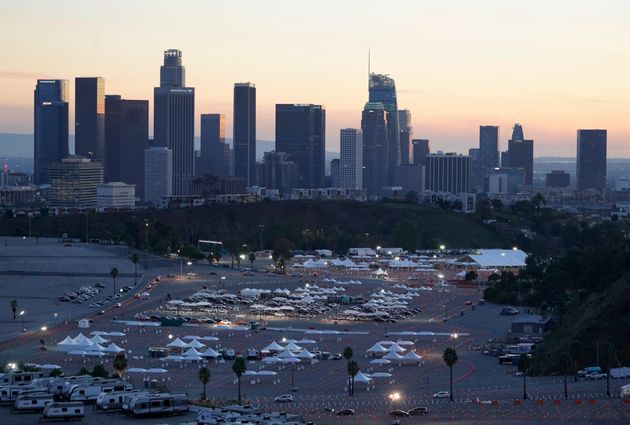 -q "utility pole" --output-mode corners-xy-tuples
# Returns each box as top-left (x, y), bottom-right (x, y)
(259, 225), (264, 250)
(144, 219), (149, 269)
(85, 212), (89, 243)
